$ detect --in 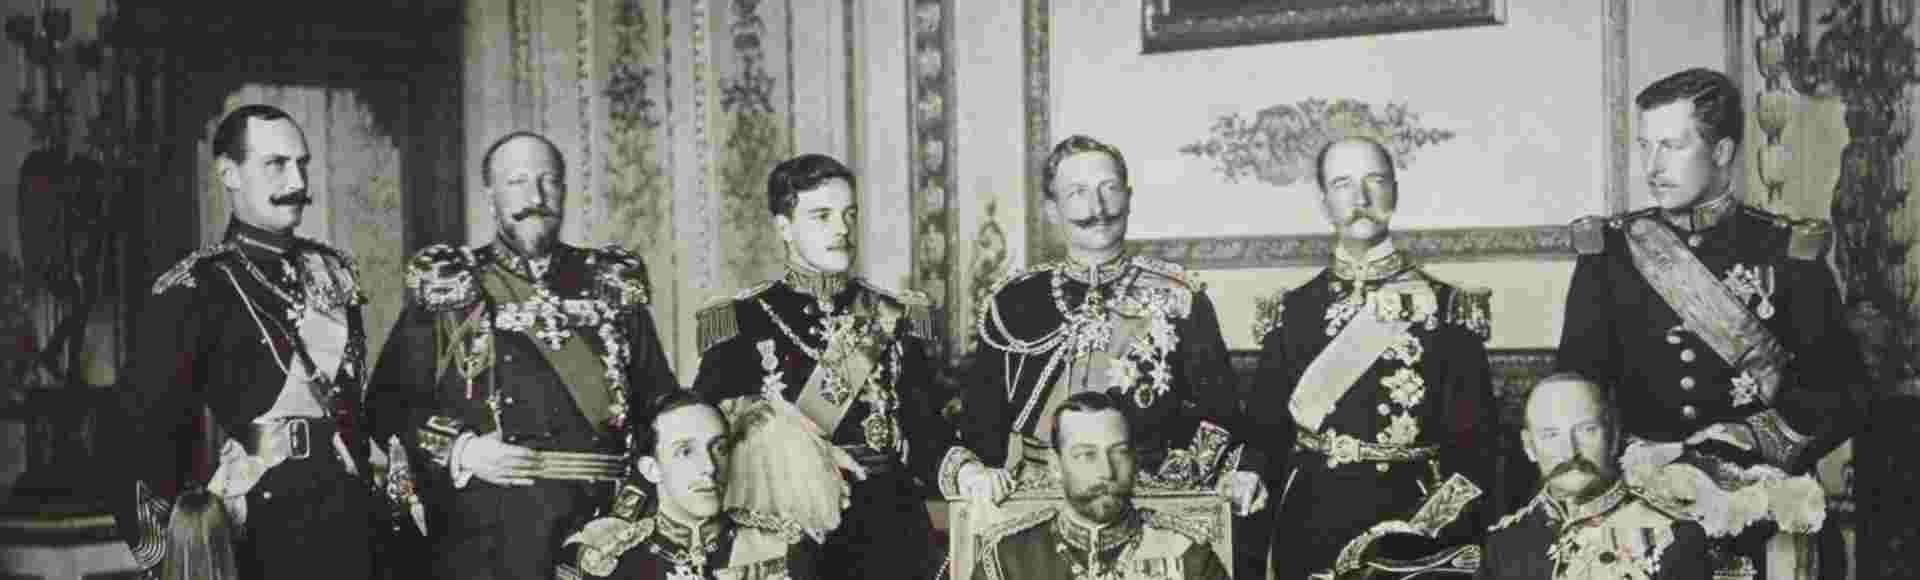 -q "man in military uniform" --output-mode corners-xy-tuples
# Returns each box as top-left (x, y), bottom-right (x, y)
(691, 153), (947, 579)
(1250, 137), (1500, 580)
(366, 130), (679, 580)
(1555, 68), (1863, 574)
(973, 391), (1227, 580)
(1479, 373), (1708, 579)
(559, 390), (819, 580)
(942, 134), (1268, 578)
(115, 104), (376, 579)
